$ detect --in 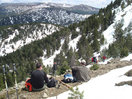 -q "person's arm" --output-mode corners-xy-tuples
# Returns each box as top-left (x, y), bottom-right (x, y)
(44, 72), (49, 83)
